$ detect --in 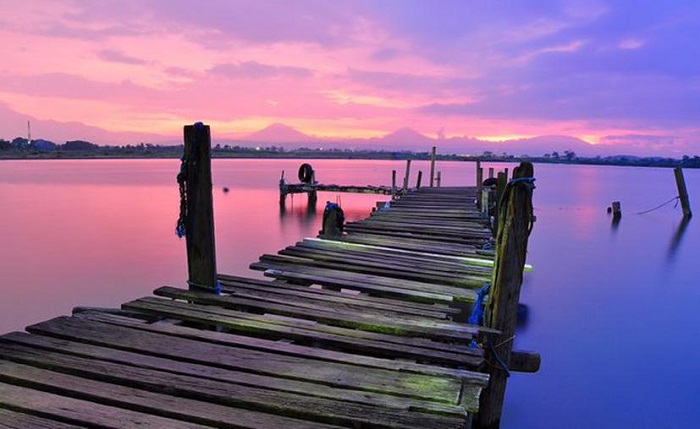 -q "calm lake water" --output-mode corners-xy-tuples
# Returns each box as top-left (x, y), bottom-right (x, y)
(1, 158), (699, 428)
